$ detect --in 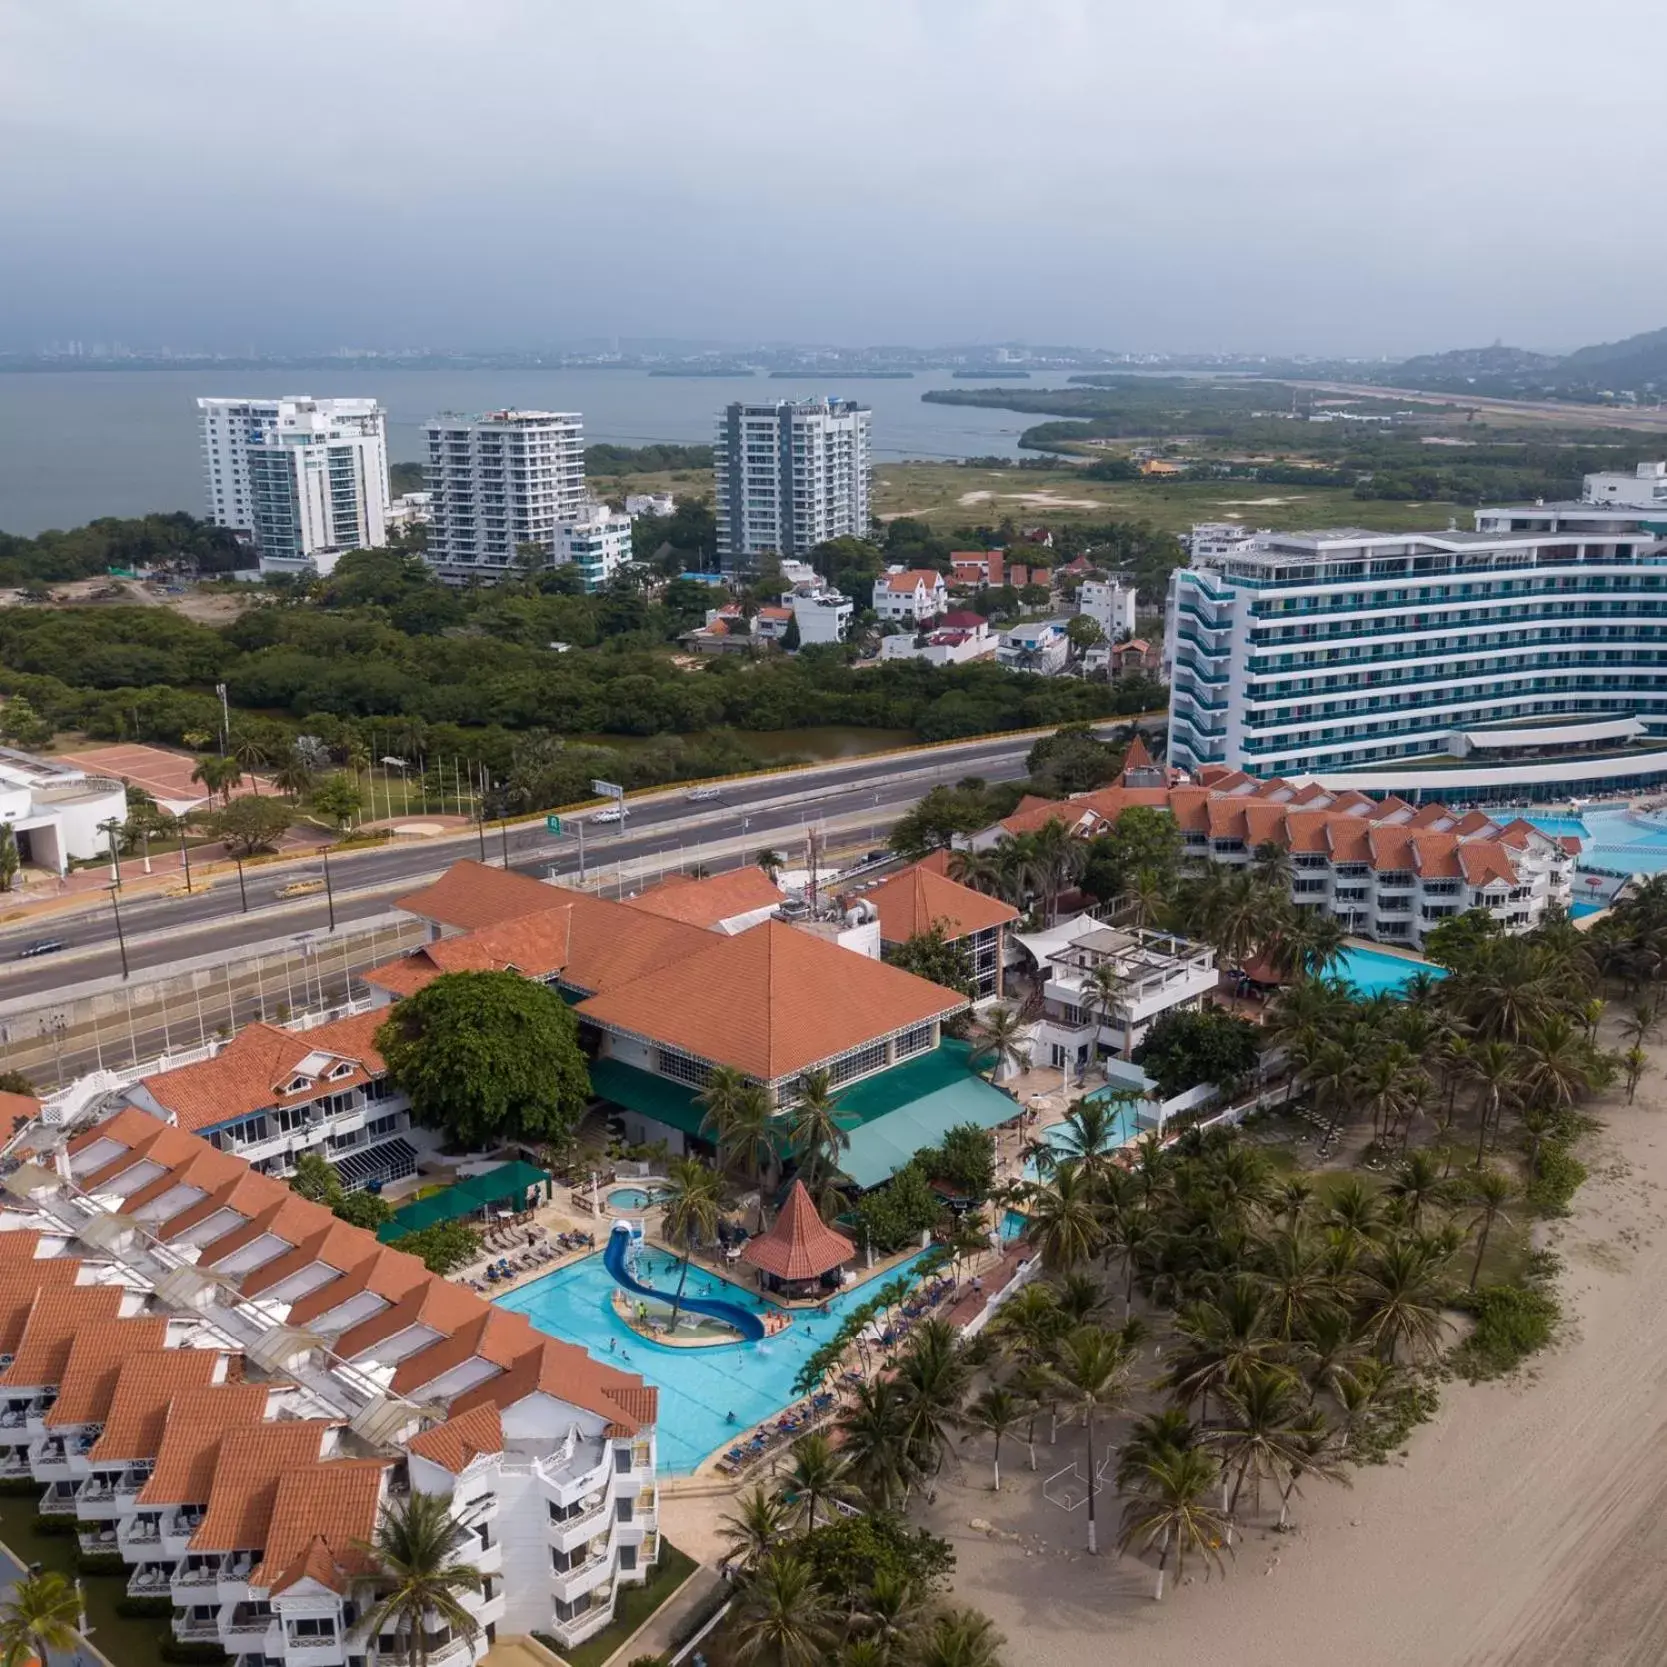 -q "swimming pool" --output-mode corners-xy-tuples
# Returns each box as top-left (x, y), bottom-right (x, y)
(607, 1185), (669, 1211)
(496, 1248), (934, 1472)
(1505, 806), (1667, 877)
(1331, 944), (1447, 998)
